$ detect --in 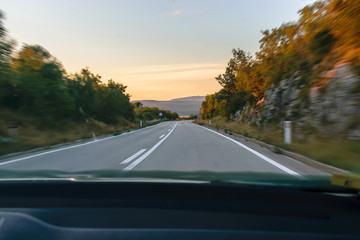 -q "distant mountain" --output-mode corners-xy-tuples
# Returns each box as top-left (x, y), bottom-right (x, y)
(134, 96), (205, 116)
